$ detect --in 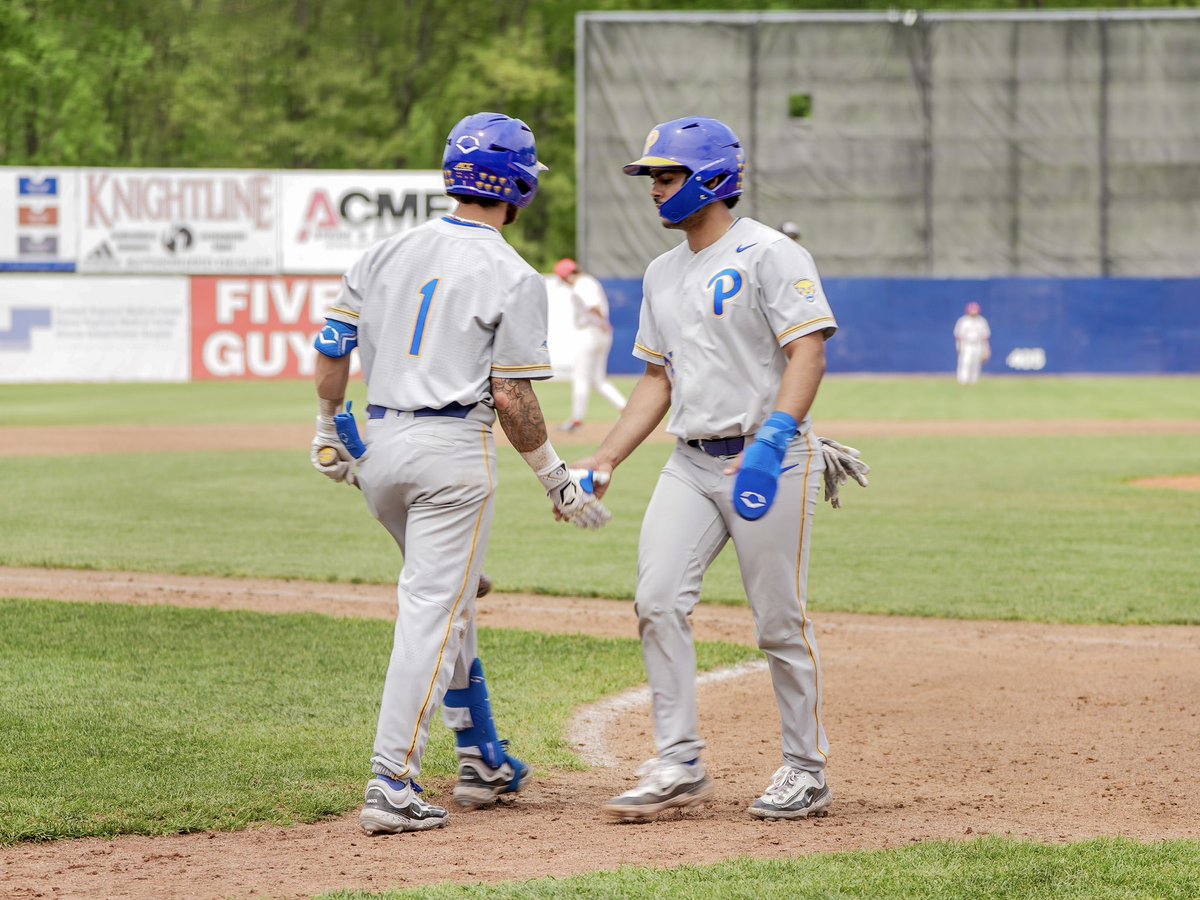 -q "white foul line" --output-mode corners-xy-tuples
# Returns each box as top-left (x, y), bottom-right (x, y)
(567, 660), (768, 768)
